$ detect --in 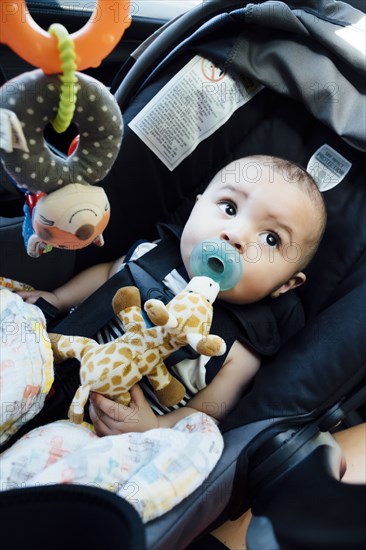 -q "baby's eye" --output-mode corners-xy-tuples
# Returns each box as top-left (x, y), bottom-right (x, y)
(259, 231), (281, 247)
(218, 201), (236, 216)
